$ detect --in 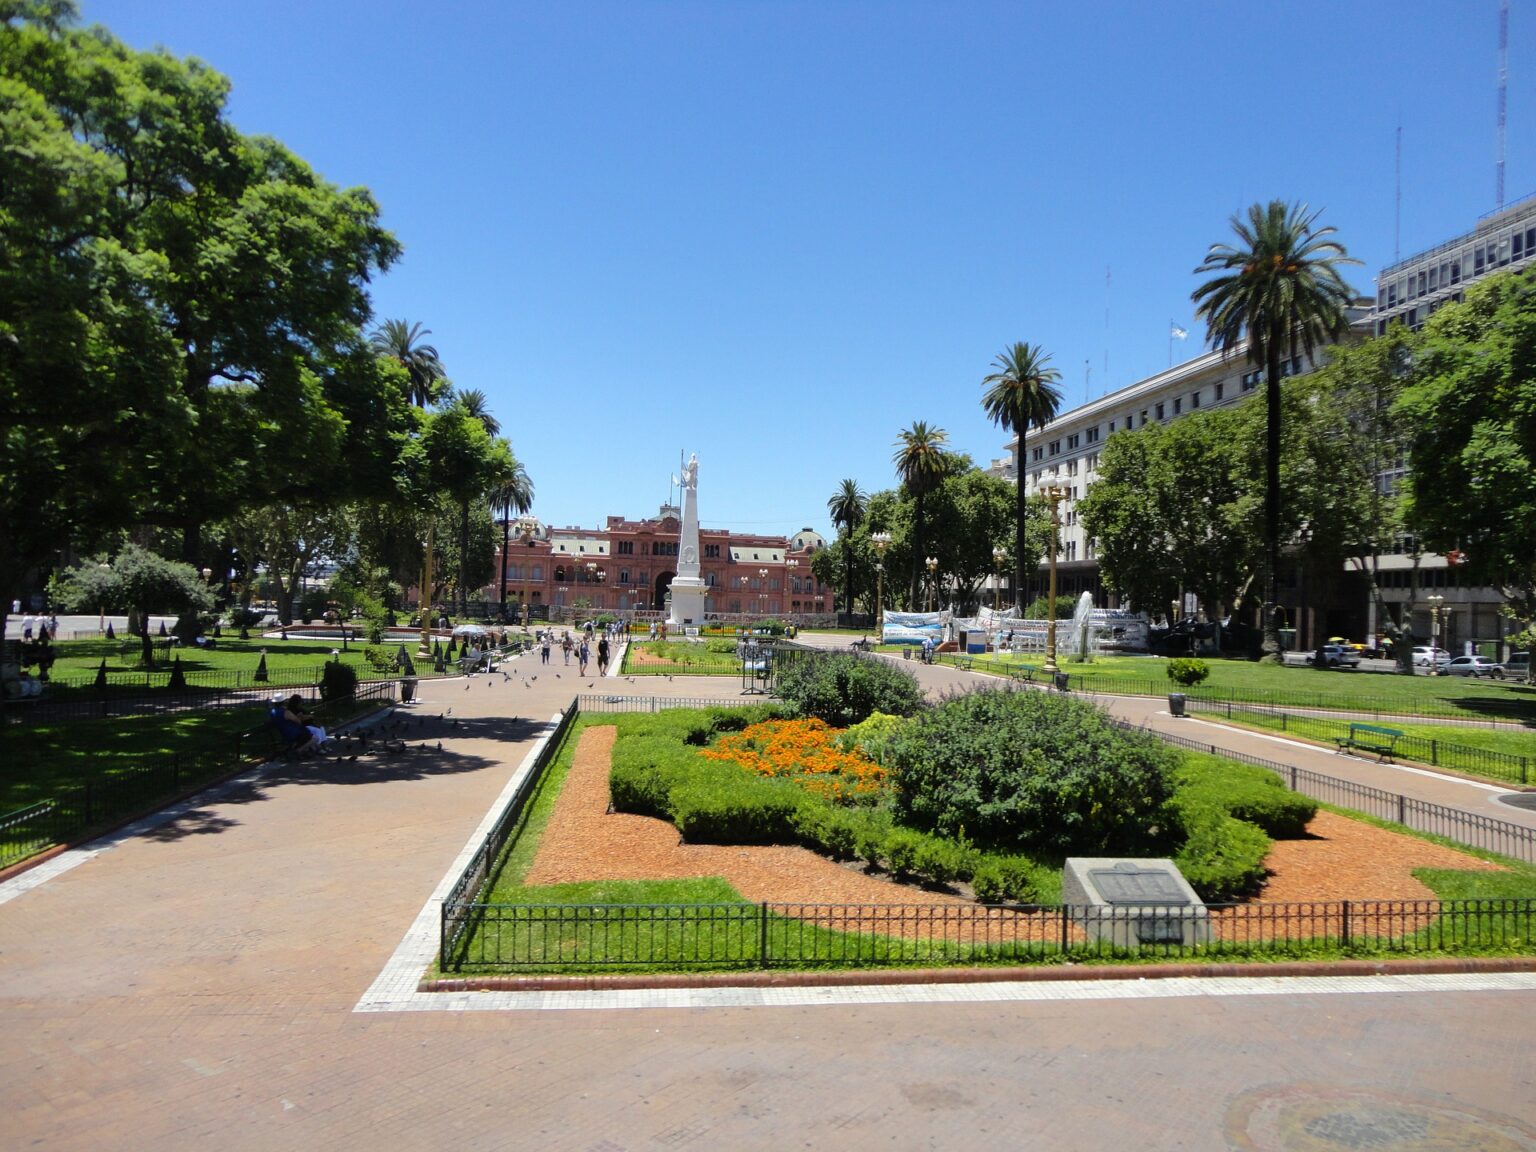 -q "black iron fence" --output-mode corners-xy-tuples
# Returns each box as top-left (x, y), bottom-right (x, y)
(1181, 698), (1532, 785)
(577, 694), (765, 714)
(0, 680), (398, 870)
(436, 691), (1536, 973)
(440, 897), (1536, 971)
(439, 706), (578, 962)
